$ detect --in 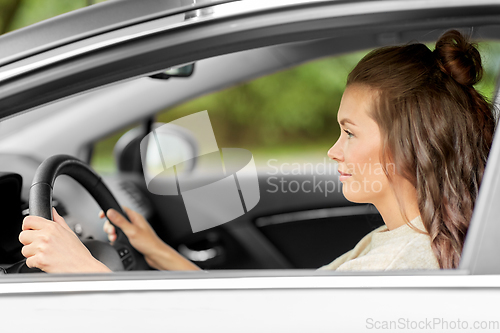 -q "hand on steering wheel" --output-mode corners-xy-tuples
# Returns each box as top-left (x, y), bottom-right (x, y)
(102, 207), (201, 271)
(11, 154), (150, 273)
(19, 208), (110, 273)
